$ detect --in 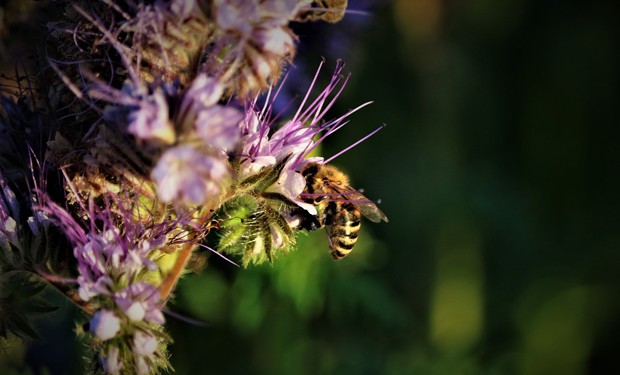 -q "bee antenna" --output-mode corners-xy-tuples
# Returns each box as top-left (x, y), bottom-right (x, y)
(344, 9), (372, 18)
